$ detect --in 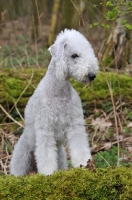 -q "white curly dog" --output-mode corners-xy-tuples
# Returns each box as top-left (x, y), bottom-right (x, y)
(10, 29), (99, 176)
